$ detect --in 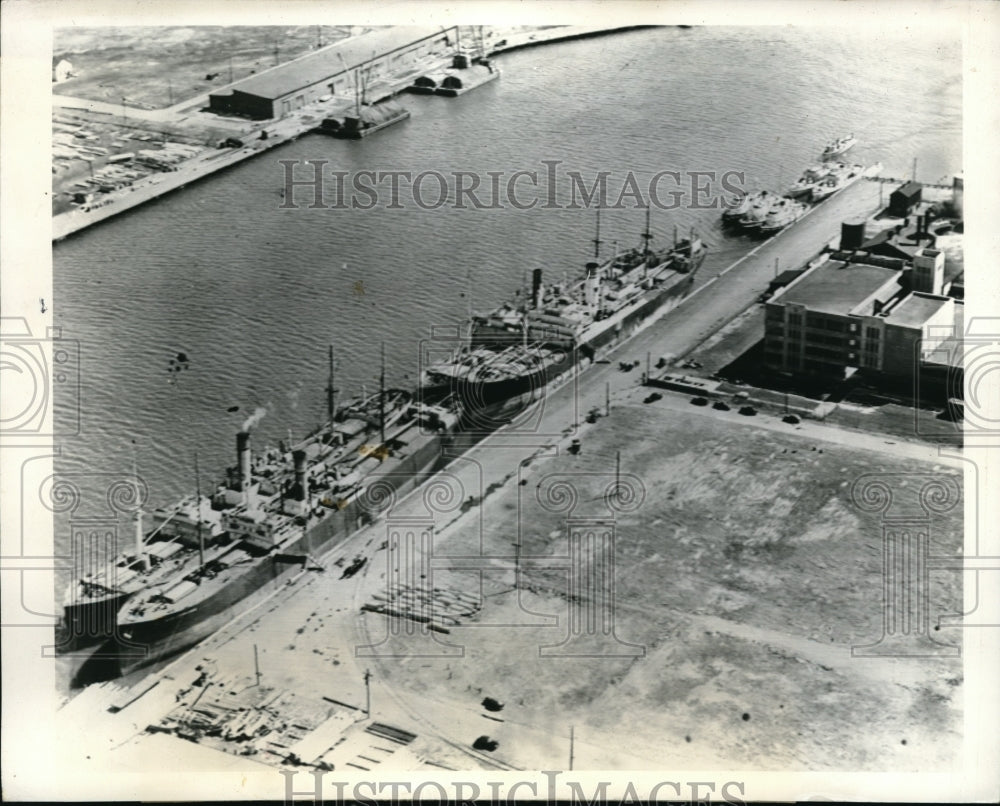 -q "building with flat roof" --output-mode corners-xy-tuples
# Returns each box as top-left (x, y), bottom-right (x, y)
(209, 26), (455, 119)
(764, 245), (961, 392)
(888, 180), (922, 217)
